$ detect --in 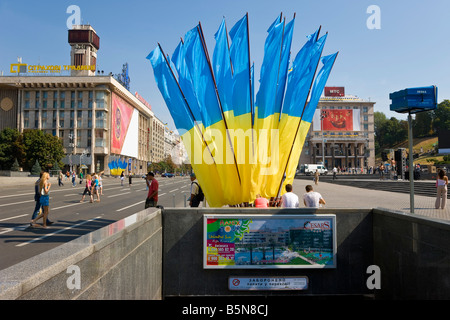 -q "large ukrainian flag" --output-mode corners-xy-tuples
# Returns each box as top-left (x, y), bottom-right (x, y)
(148, 14), (337, 207)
